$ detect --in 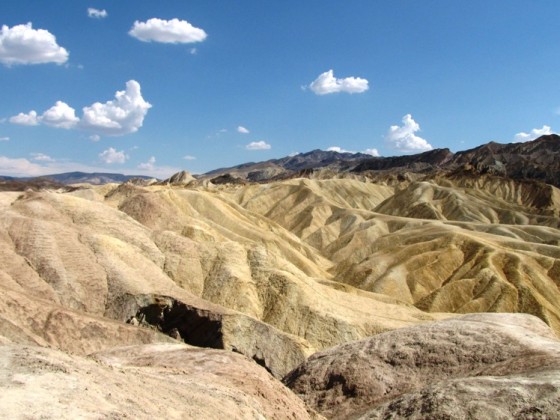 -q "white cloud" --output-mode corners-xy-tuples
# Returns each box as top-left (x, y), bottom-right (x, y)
(326, 146), (380, 156)
(99, 147), (128, 164)
(129, 18), (207, 44)
(385, 114), (433, 153)
(9, 80), (151, 137)
(246, 141), (271, 150)
(0, 137), (9, 142)
(0, 154), (180, 178)
(0, 23), (69, 66)
(30, 153), (54, 162)
(41, 101), (79, 129)
(9, 110), (39, 126)
(514, 125), (554, 142)
(363, 148), (380, 156)
(309, 69), (369, 95)
(327, 146), (355, 153)
(89, 134), (101, 142)
(81, 80), (152, 136)
(237, 126), (250, 134)
(0, 156), (46, 176)
(183, 155), (196, 160)
(88, 8), (108, 19)
(138, 156), (156, 171)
